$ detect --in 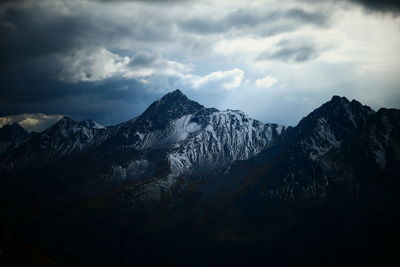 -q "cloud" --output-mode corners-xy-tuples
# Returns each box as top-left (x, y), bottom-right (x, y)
(0, 117), (12, 127)
(56, 47), (130, 83)
(258, 38), (321, 63)
(301, 0), (400, 14)
(179, 7), (330, 35)
(0, 0), (399, 129)
(255, 76), (278, 88)
(129, 51), (159, 66)
(341, 0), (400, 13)
(125, 51), (190, 81)
(19, 117), (39, 127)
(355, 0), (400, 11)
(92, 0), (188, 3)
(0, 0), (175, 67)
(0, 114), (64, 132)
(191, 68), (245, 91)
(46, 48), (192, 85)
